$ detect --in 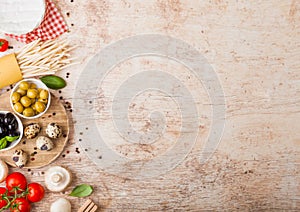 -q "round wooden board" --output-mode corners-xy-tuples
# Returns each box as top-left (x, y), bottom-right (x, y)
(0, 92), (69, 168)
